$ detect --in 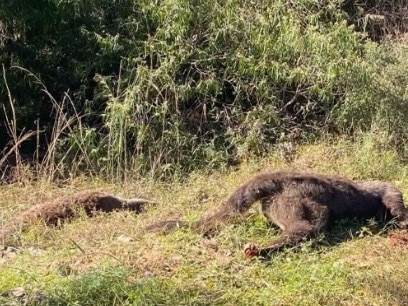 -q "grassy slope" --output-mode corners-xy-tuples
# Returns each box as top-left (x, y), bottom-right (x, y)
(2, 138), (408, 305)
